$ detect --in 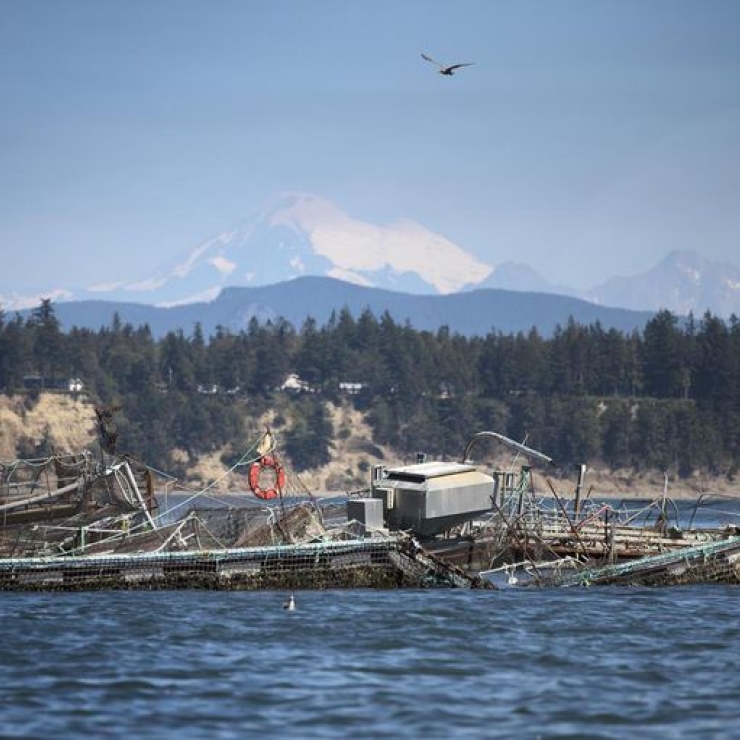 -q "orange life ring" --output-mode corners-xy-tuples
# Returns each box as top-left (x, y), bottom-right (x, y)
(248, 455), (286, 500)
